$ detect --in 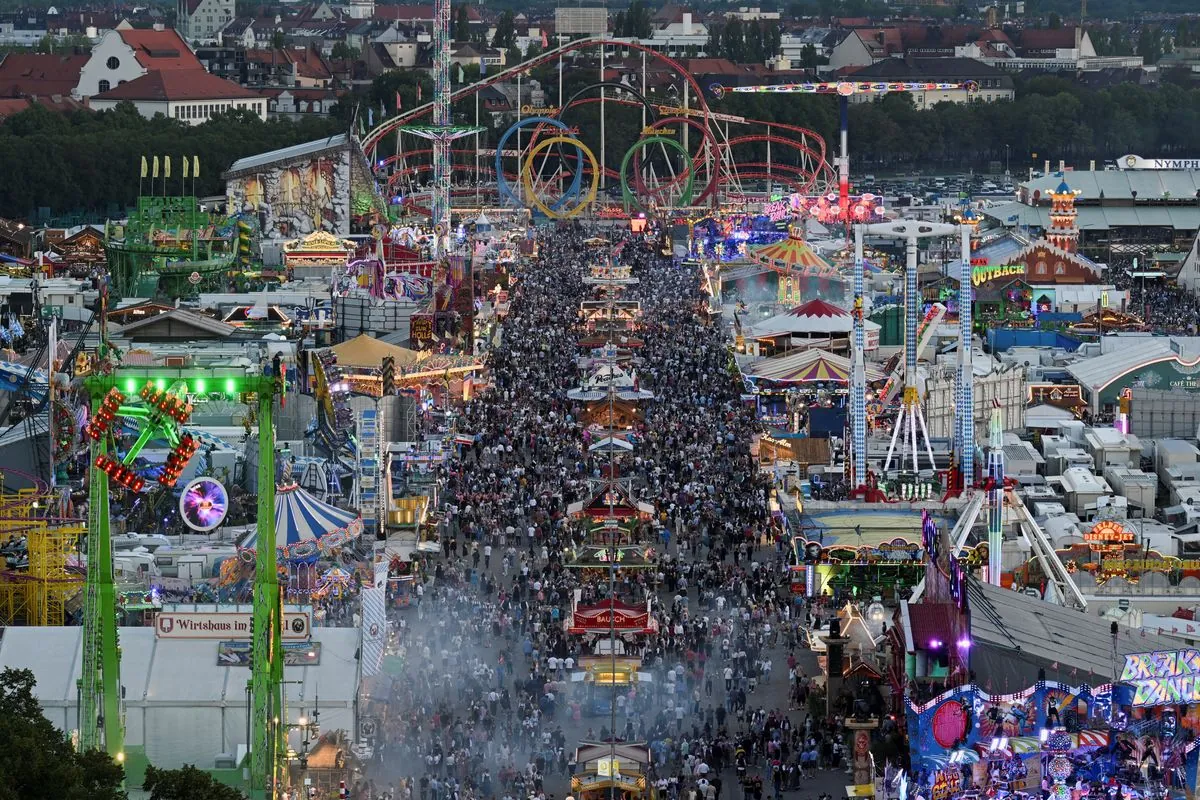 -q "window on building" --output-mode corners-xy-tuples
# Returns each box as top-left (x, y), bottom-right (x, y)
(98, 79), (110, 92)
(106, 56), (119, 69)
